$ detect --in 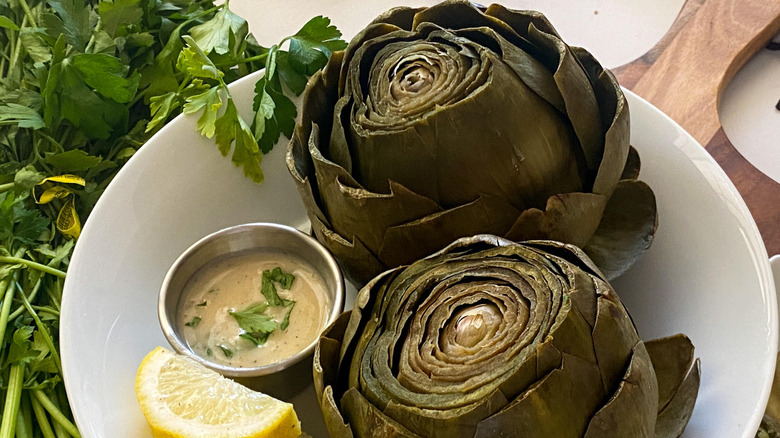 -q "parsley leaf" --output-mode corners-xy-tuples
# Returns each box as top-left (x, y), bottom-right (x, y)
(230, 303), (277, 346)
(98, 0), (144, 38)
(43, 0), (91, 52)
(219, 345), (234, 358)
(70, 54), (141, 104)
(189, 6), (248, 56)
(44, 150), (103, 172)
(182, 87), (222, 138)
(0, 103), (44, 130)
(0, 192), (50, 247)
(265, 266), (295, 289)
(177, 35), (224, 81)
(287, 16), (348, 75)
